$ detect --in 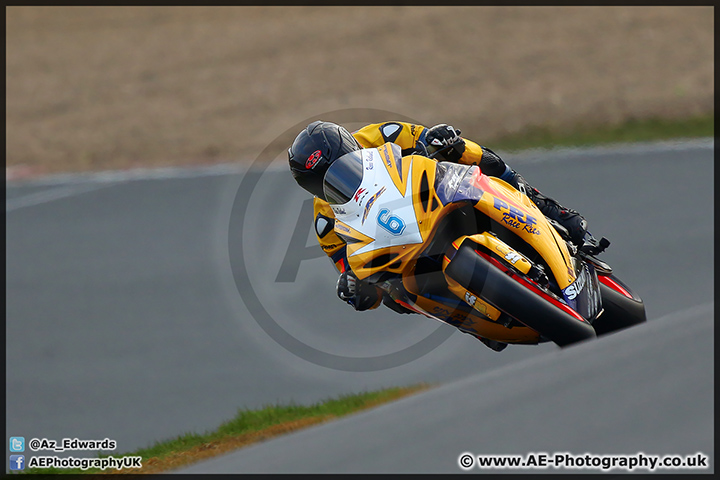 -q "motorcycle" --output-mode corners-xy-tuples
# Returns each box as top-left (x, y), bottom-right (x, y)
(322, 141), (646, 351)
